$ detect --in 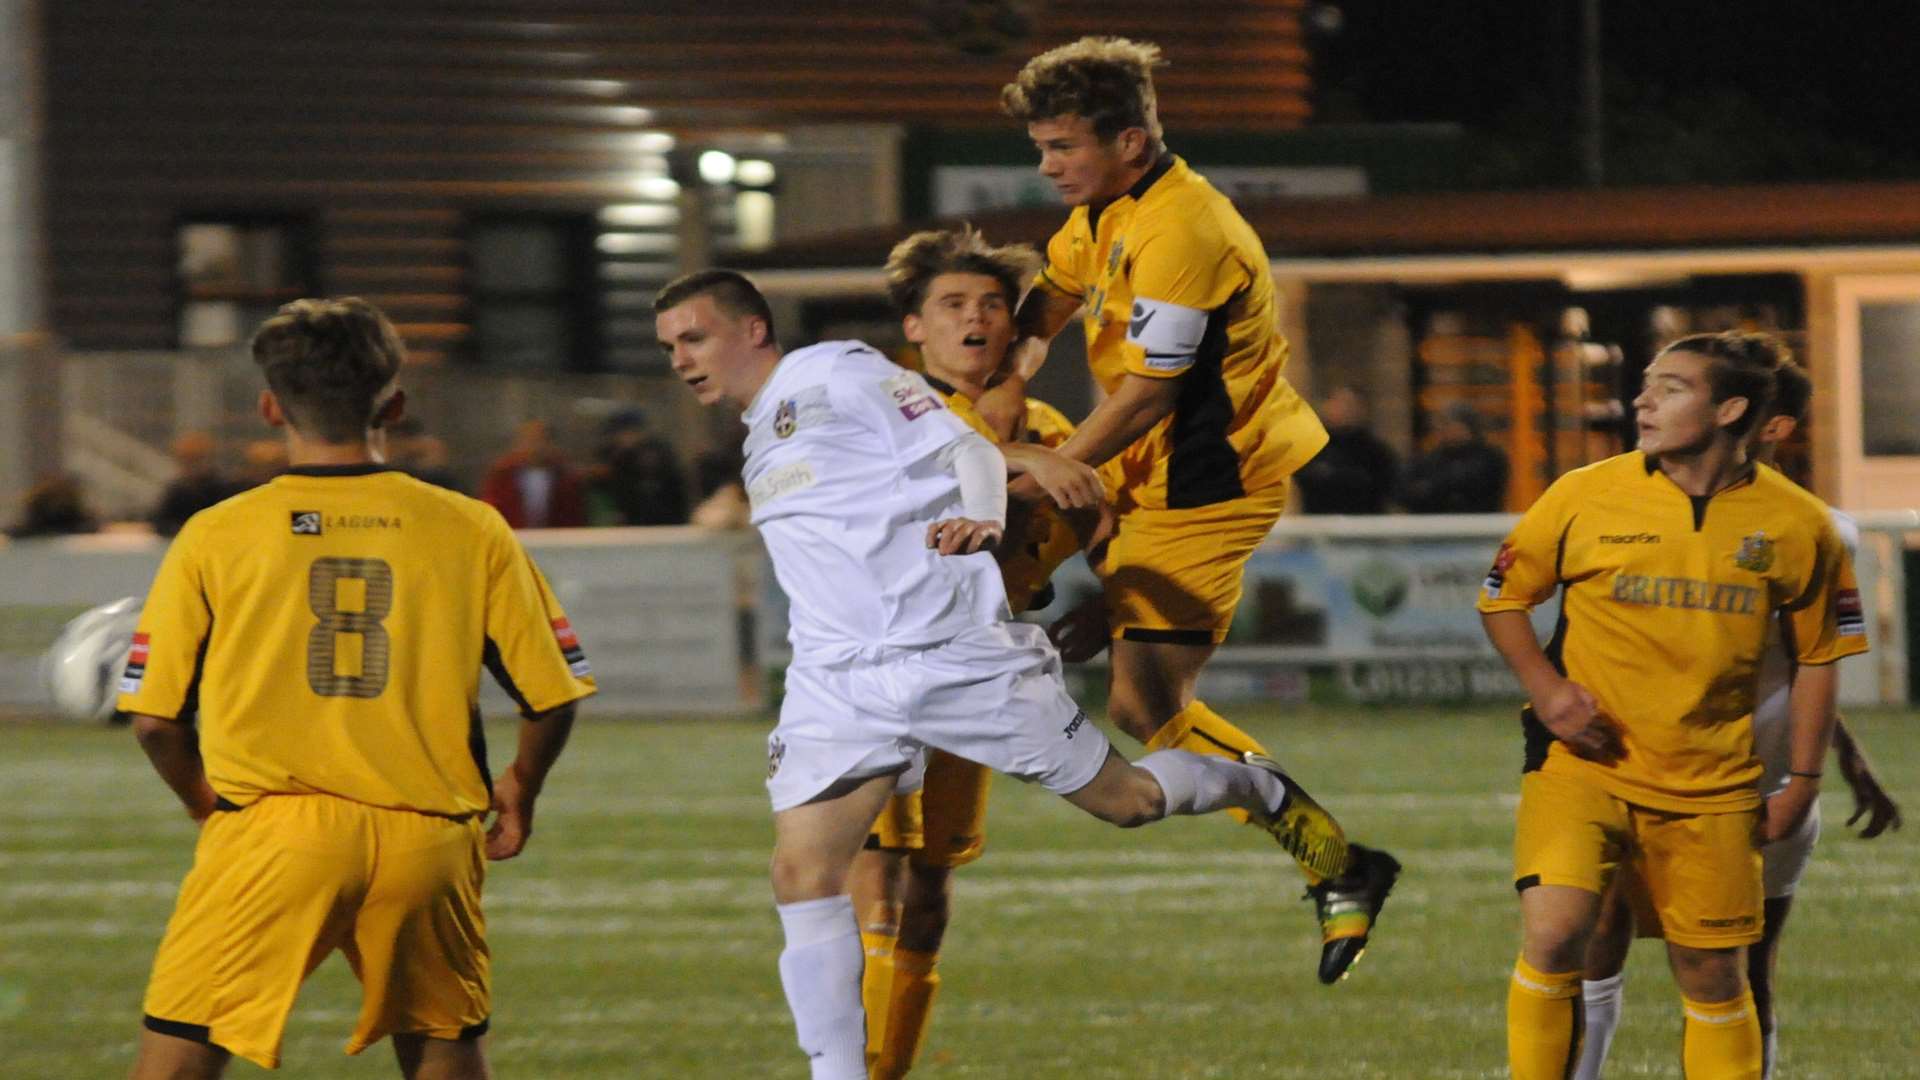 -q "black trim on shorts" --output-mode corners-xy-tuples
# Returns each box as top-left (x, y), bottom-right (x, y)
(1120, 627), (1215, 646)
(1514, 873), (1542, 893)
(1520, 705), (1555, 774)
(213, 796), (243, 812)
(144, 1015), (211, 1044)
(460, 1018), (490, 1041)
